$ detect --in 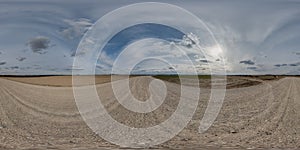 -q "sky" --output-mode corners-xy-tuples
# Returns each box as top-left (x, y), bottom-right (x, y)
(0, 0), (299, 75)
